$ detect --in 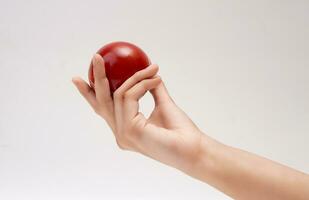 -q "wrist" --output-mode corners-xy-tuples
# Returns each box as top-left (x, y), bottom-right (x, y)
(187, 133), (224, 182)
